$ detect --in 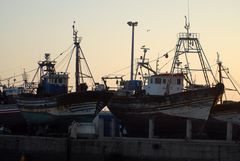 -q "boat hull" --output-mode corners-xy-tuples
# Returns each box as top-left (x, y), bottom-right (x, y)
(0, 104), (27, 133)
(108, 83), (224, 138)
(17, 91), (112, 130)
(20, 102), (98, 125)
